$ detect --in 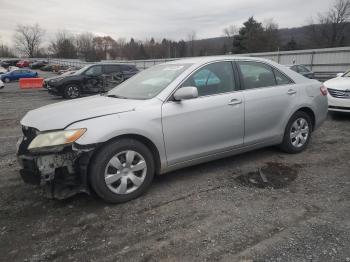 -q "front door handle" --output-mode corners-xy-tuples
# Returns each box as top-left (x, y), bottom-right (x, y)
(228, 99), (242, 106)
(287, 89), (297, 95)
